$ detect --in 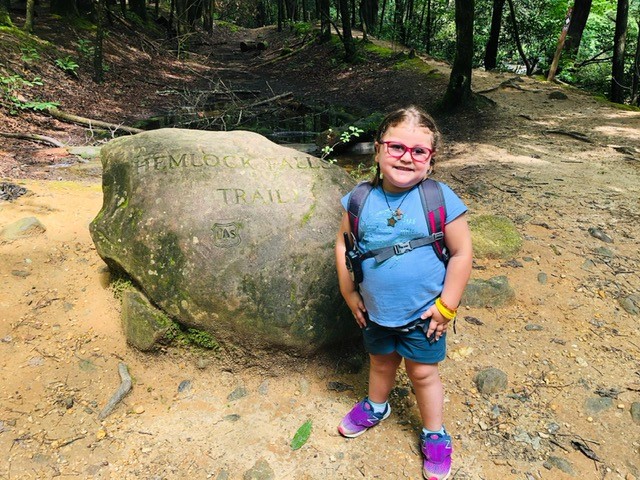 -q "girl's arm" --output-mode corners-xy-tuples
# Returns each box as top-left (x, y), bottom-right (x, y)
(335, 212), (367, 328)
(422, 213), (473, 338)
